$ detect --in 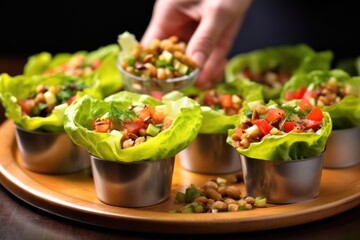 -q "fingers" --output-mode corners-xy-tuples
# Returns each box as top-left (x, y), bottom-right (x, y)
(186, 8), (232, 68)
